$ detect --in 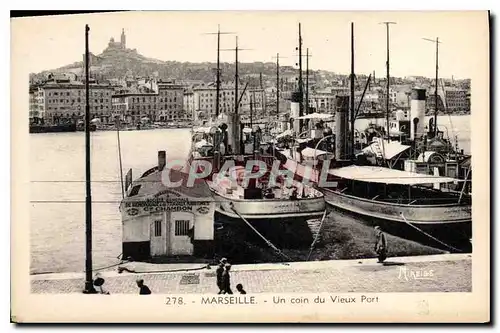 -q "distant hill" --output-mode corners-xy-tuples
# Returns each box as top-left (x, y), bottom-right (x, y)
(29, 44), (305, 85)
